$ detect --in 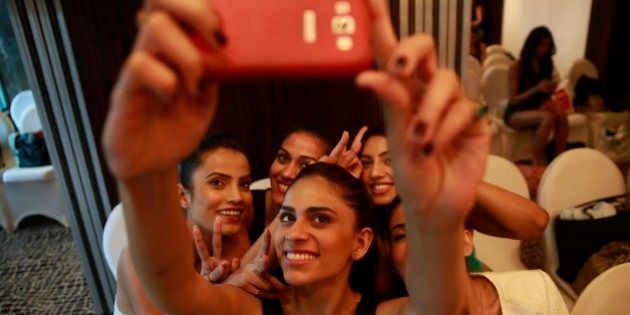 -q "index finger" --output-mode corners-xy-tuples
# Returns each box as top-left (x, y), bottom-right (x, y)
(193, 225), (212, 262)
(350, 126), (368, 154)
(212, 216), (222, 259)
(256, 229), (271, 260)
(328, 131), (350, 162)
